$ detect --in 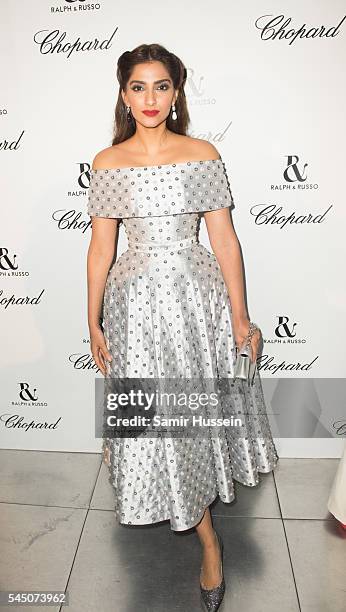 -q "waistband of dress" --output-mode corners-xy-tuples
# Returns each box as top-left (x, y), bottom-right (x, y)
(127, 236), (199, 252)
